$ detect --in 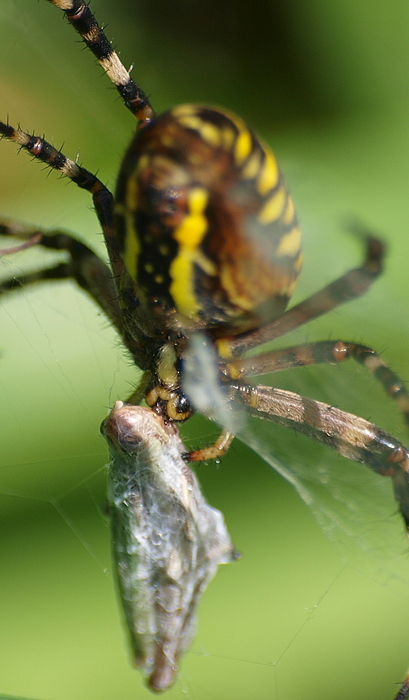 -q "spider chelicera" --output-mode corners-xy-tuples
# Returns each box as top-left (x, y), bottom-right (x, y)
(2, 0), (409, 695)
